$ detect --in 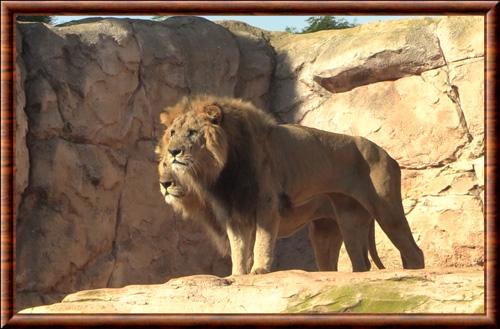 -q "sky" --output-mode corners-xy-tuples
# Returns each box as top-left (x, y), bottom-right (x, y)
(52, 15), (431, 31)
